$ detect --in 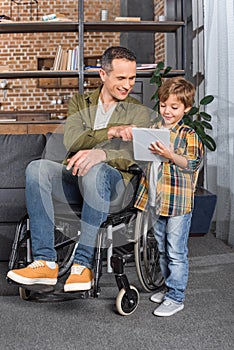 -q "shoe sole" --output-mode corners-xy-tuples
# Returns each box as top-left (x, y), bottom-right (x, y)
(153, 303), (184, 317)
(64, 280), (94, 292)
(7, 271), (57, 286)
